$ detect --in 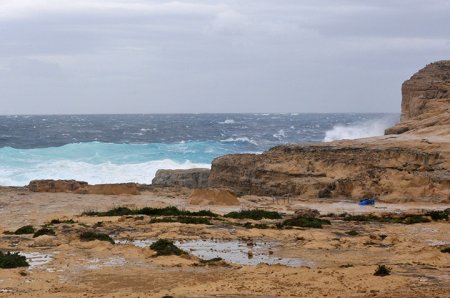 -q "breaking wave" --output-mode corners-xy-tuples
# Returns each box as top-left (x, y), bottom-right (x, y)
(323, 117), (398, 142)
